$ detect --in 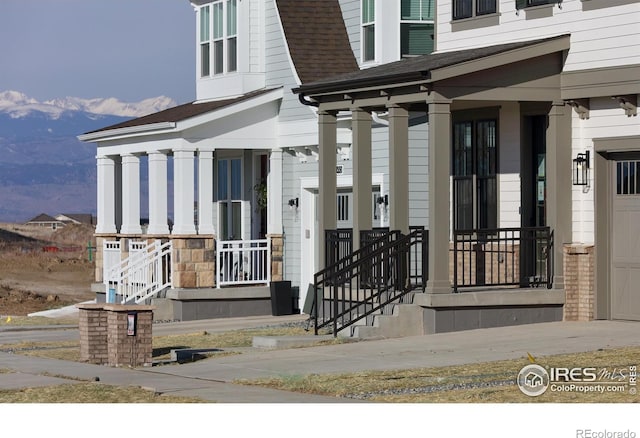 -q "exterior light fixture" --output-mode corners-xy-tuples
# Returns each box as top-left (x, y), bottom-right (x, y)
(288, 198), (299, 209)
(572, 151), (590, 186)
(376, 194), (388, 207)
